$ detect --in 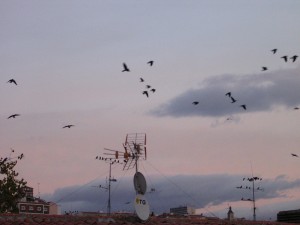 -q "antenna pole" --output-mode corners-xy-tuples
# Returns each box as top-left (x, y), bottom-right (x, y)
(238, 175), (263, 221)
(107, 161), (112, 216)
(38, 182), (40, 198)
(252, 178), (256, 221)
